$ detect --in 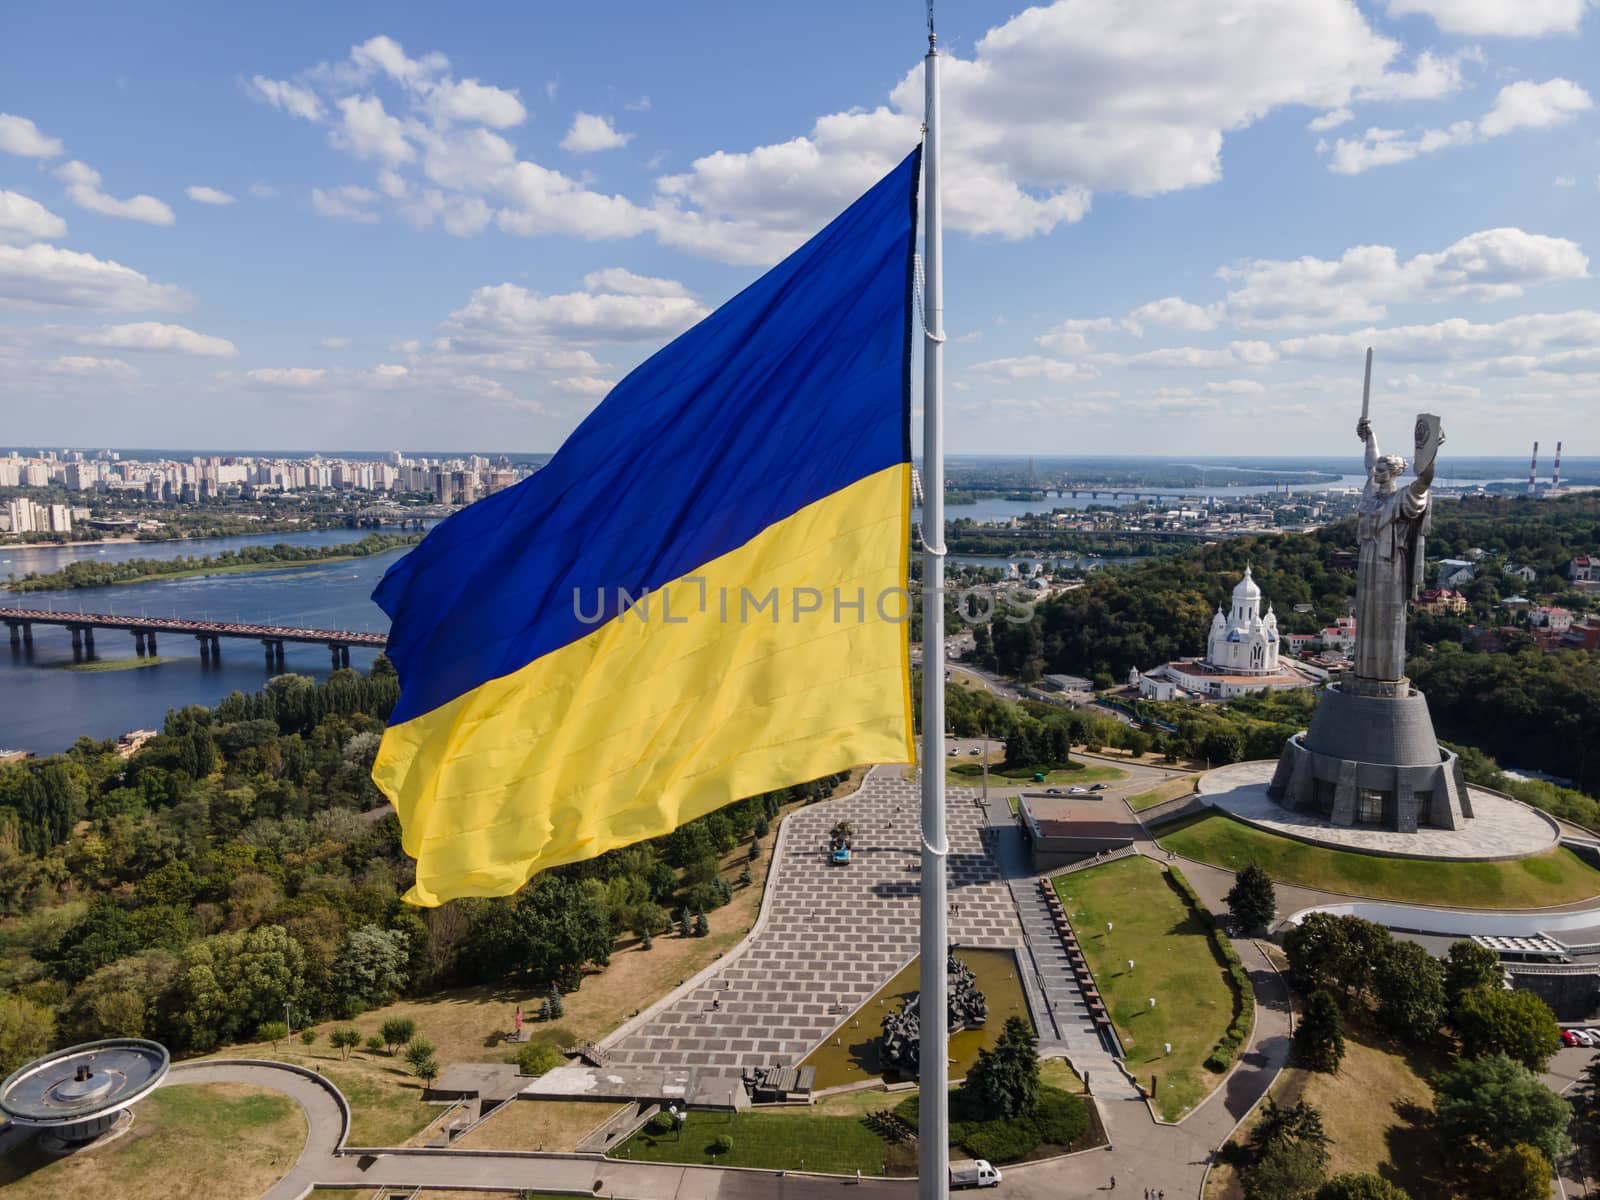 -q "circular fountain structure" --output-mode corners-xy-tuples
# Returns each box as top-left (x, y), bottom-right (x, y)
(0, 1039), (170, 1148)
